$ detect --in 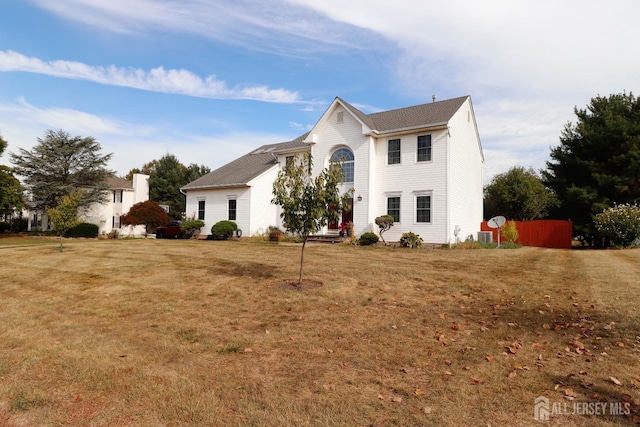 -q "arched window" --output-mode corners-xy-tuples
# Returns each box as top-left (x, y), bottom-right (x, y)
(331, 148), (354, 183)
